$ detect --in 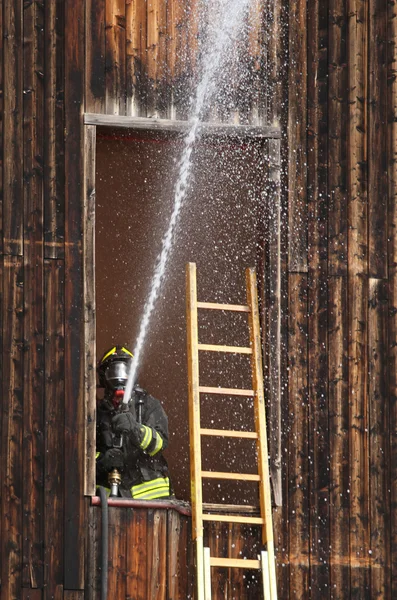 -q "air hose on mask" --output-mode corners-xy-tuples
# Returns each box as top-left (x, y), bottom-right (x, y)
(98, 486), (109, 600)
